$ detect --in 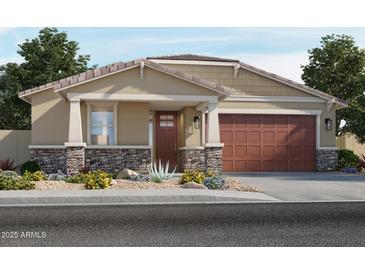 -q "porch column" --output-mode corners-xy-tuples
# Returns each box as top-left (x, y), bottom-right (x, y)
(64, 98), (85, 175)
(65, 98), (84, 145)
(206, 102), (220, 144)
